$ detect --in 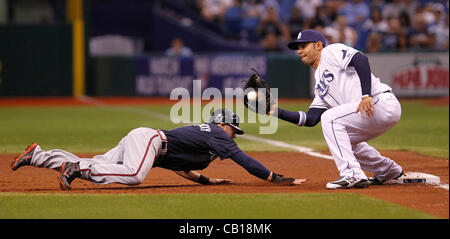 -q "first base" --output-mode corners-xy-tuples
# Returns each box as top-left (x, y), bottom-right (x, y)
(386, 172), (441, 185)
